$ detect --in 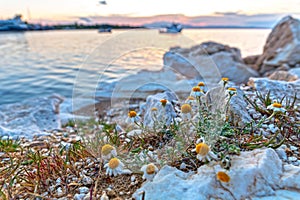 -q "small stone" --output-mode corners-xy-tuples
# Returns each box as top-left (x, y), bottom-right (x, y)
(268, 124), (279, 134)
(79, 186), (89, 194)
(121, 169), (132, 175)
(275, 149), (287, 161)
(57, 187), (63, 196)
(288, 156), (297, 162)
(83, 194), (97, 200)
(107, 190), (116, 197)
(74, 193), (86, 200)
(131, 175), (136, 182)
(56, 178), (62, 185)
(252, 113), (261, 120)
(81, 176), (93, 186)
(180, 162), (187, 170)
(290, 146), (298, 151)
(124, 138), (131, 143)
